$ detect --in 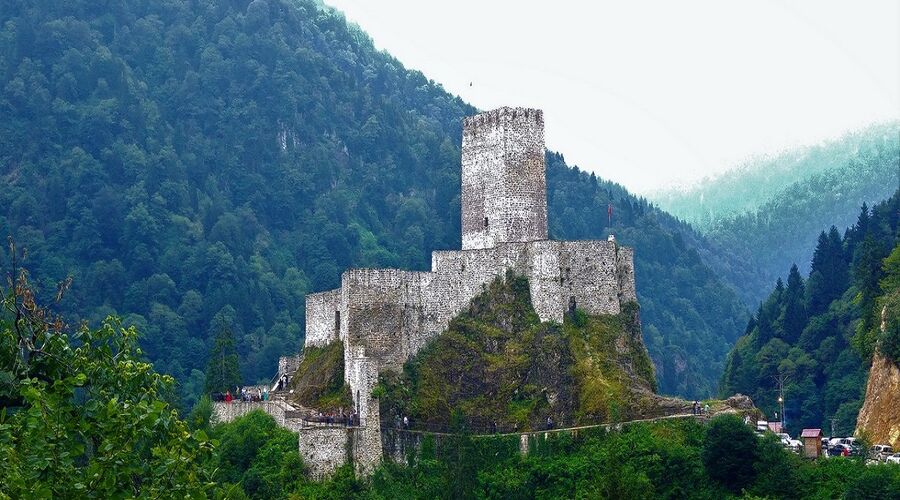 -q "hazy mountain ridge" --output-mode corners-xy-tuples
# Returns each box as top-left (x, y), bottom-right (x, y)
(654, 121), (899, 228)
